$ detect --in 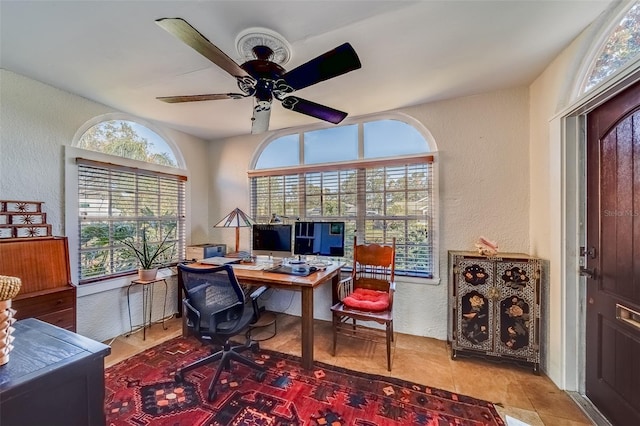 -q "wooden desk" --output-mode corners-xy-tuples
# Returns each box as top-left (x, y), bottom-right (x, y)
(0, 318), (110, 426)
(177, 262), (343, 370)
